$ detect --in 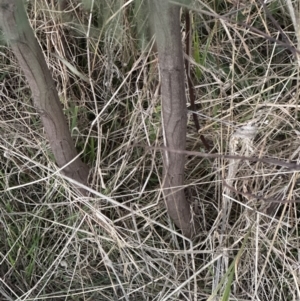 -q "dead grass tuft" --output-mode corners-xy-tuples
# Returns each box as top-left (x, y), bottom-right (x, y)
(1, 0), (300, 300)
